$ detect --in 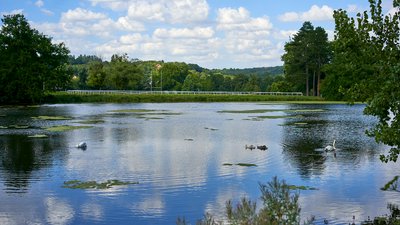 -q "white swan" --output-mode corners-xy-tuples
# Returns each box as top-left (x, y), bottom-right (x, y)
(325, 140), (336, 151)
(77, 142), (87, 149)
